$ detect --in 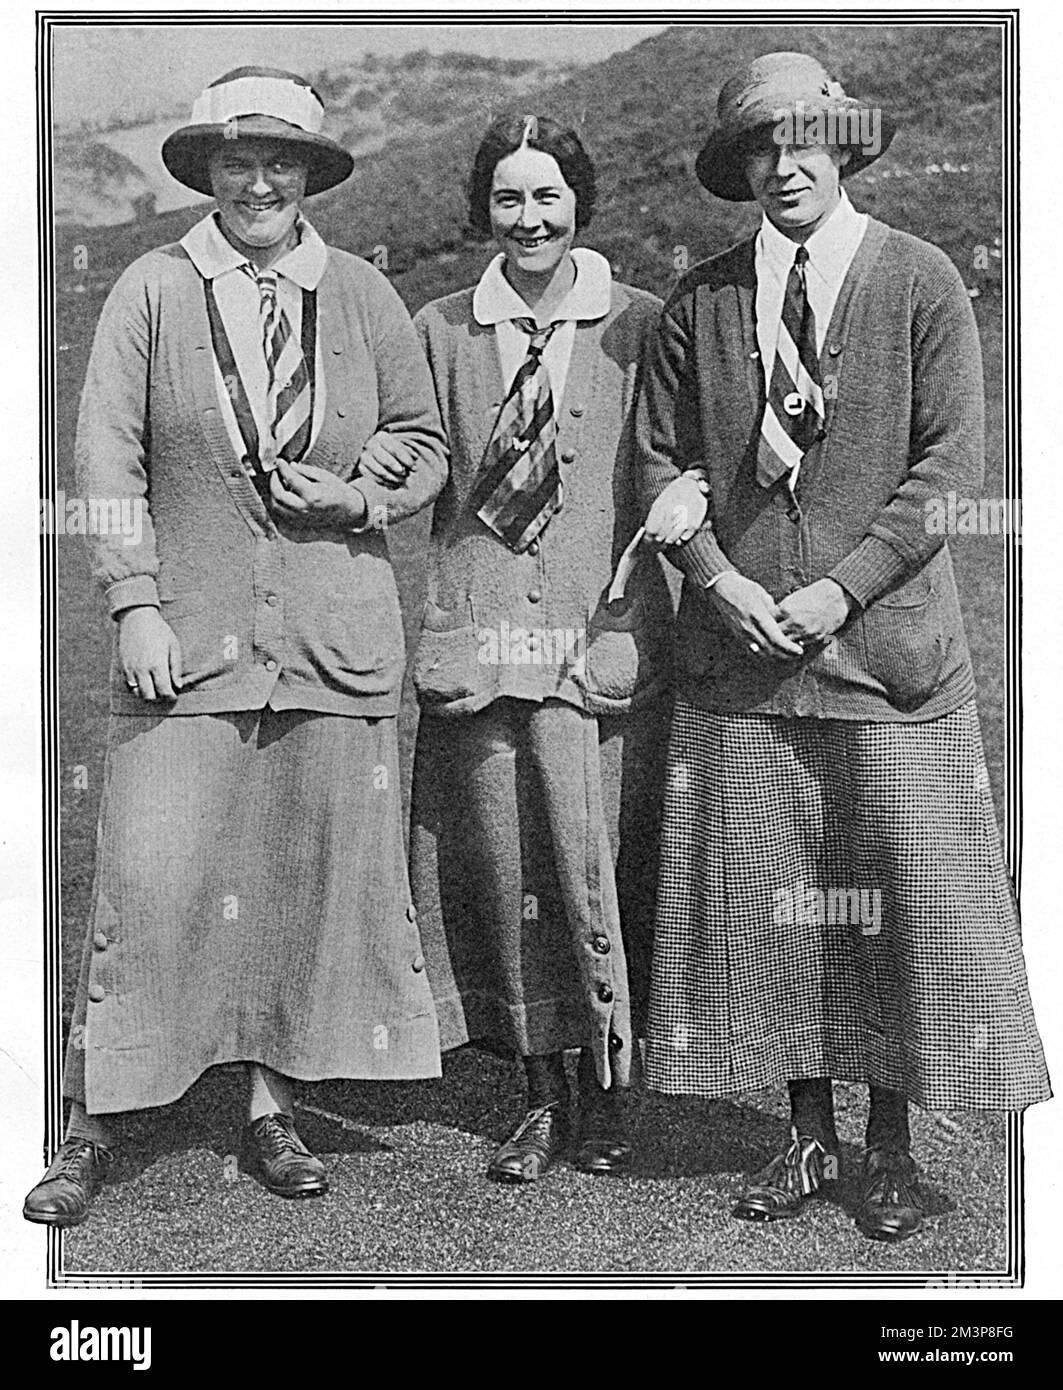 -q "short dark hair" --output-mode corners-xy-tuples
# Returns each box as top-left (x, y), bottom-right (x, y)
(467, 113), (597, 237)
